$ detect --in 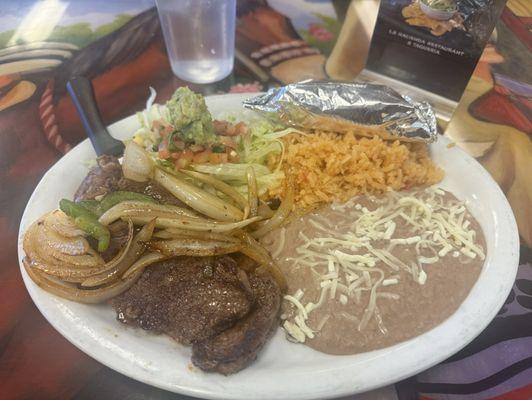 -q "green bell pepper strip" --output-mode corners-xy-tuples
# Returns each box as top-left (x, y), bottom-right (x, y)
(59, 199), (110, 252)
(77, 199), (101, 216)
(98, 191), (156, 214)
